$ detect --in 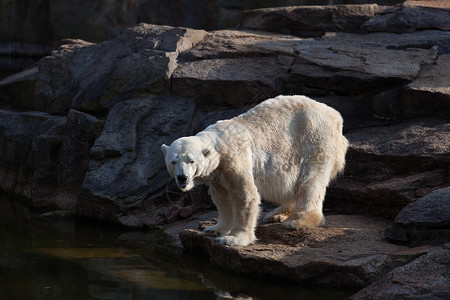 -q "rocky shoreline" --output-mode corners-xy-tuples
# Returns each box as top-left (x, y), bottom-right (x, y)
(0, 1), (449, 298)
